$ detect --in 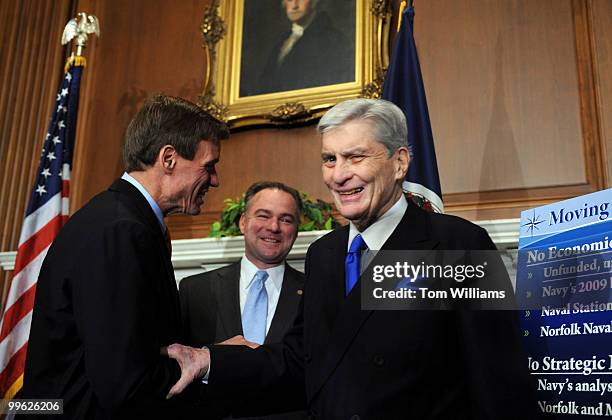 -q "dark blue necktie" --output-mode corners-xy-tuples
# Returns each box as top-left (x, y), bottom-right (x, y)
(345, 234), (367, 295)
